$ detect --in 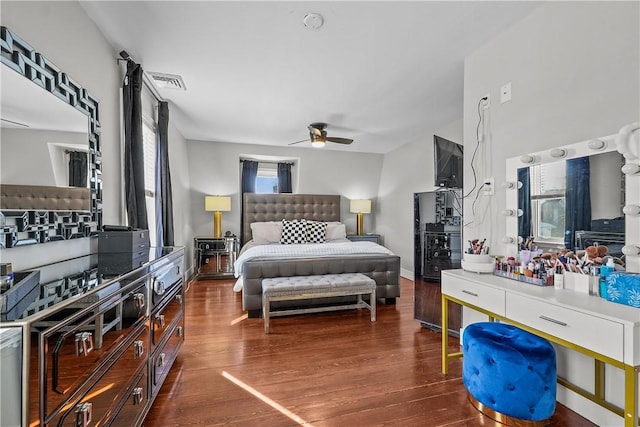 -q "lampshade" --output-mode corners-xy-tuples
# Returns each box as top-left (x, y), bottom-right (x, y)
(205, 196), (231, 212)
(350, 199), (372, 214)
